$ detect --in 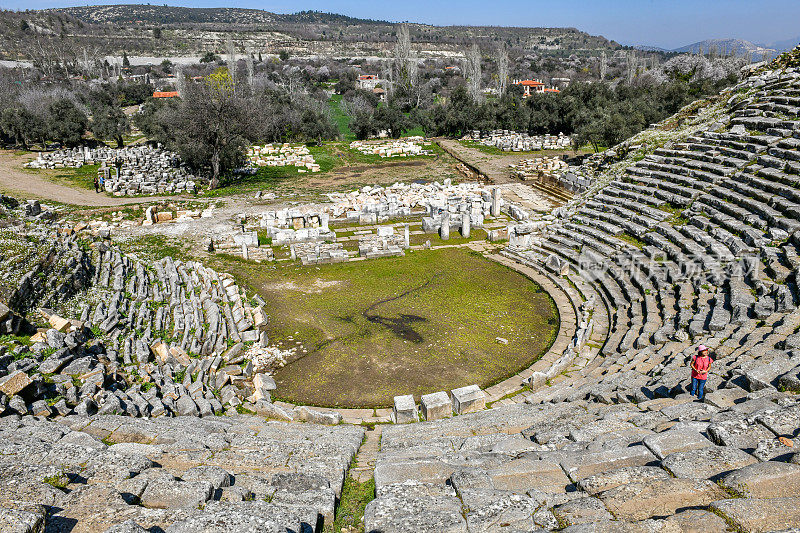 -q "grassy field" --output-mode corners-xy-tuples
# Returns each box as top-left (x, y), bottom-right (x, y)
(24, 163), (100, 191)
(327, 94), (429, 141)
(328, 95), (356, 142)
(218, 247), (558, 408)
(208, 141), (445, 198)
